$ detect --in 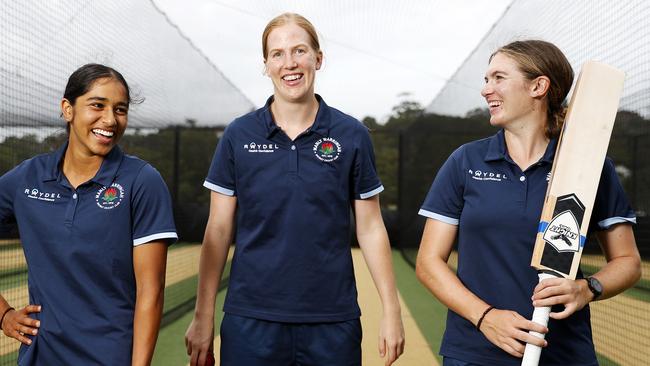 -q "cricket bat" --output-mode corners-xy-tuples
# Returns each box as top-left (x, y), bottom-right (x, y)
(521, 61), (625, 366)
